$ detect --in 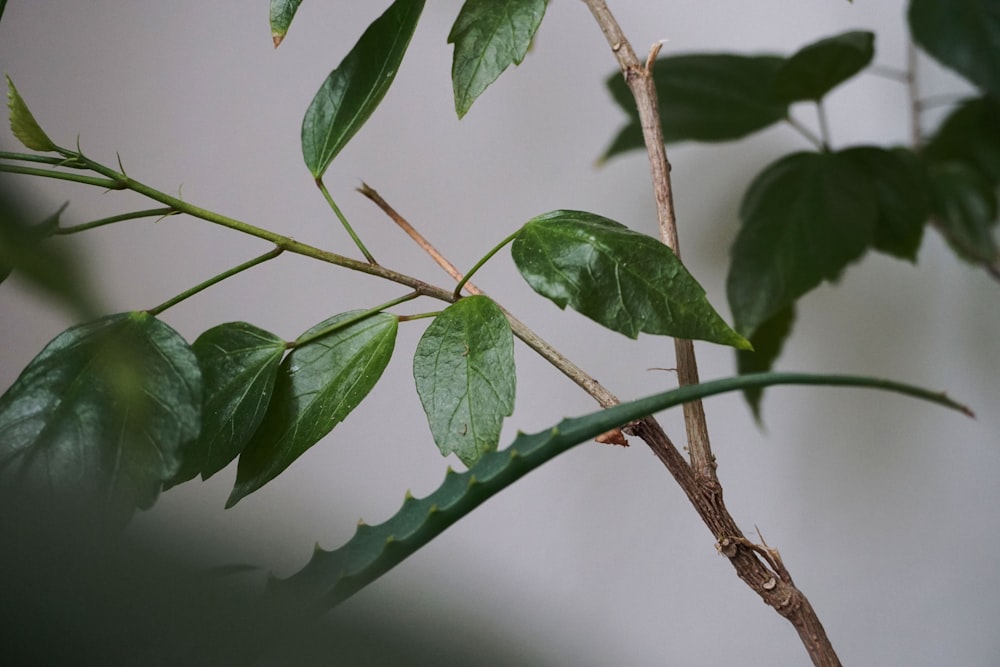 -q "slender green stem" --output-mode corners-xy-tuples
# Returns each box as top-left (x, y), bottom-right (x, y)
(291, 291), (420, 349)
(453, 229), (521, 298)
(784, 114), (824, 151)
(816, 101), (832, 150)
(397, 310), (442, 322)
(146, 247), (284, 316)
(56, 207), (176, 234)
(316, 178), (377, 265)
(0, 151), (68, 165)
(0, 162), (121, 188)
